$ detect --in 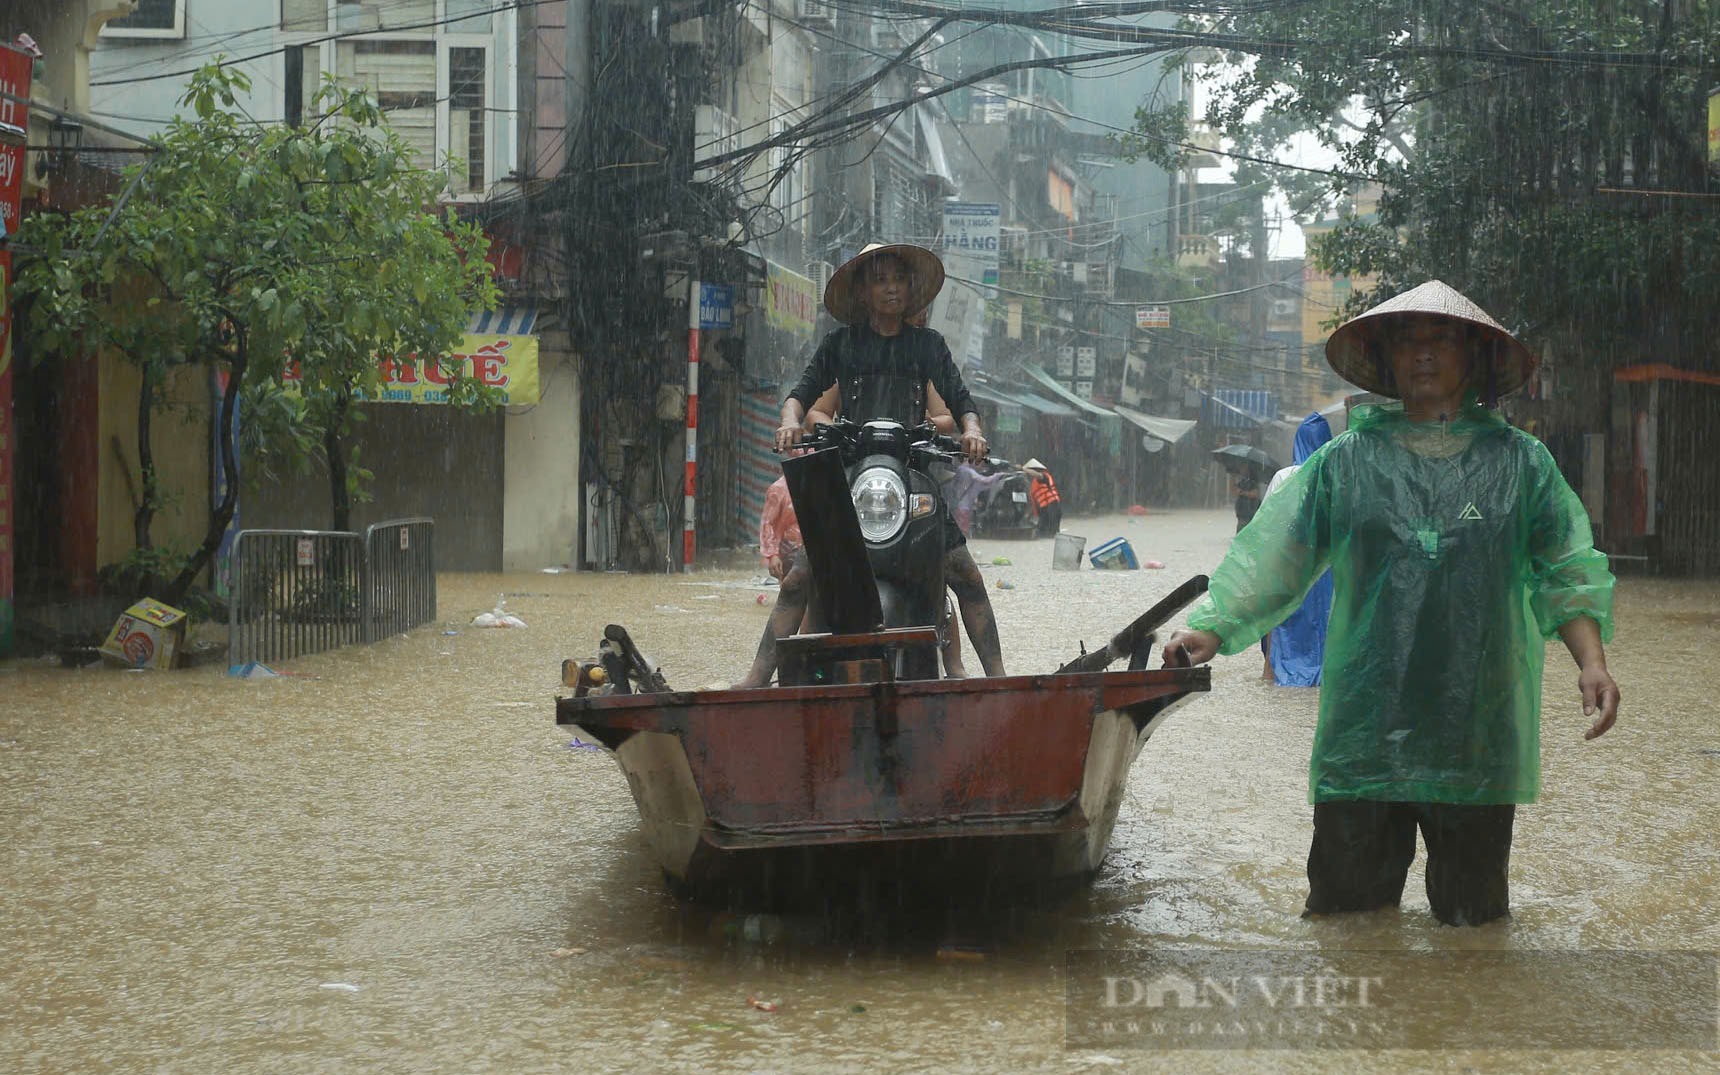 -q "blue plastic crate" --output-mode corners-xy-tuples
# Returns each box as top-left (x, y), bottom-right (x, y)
(1088, 537), (1139, 570)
